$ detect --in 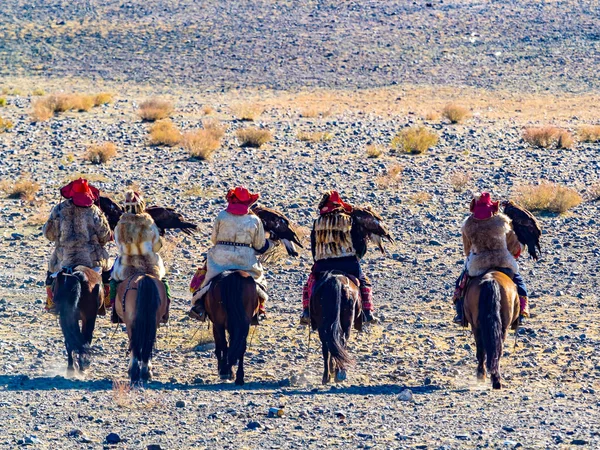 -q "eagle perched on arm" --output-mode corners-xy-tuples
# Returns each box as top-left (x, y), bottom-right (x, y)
(350, 205), (394, 256)
(97, 196), (197, 236)
(251, 204), (303, 257)
(502, 200), (542, 260)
